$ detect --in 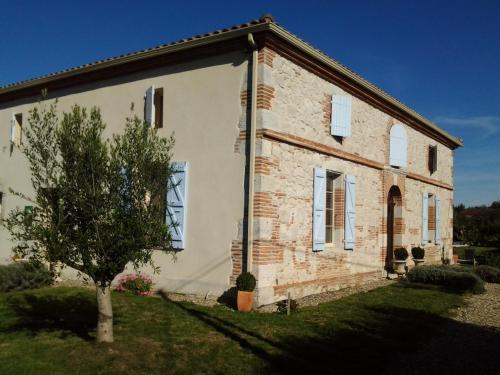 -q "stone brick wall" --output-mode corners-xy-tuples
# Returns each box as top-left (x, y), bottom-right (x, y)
(250, 46), (455, 305)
